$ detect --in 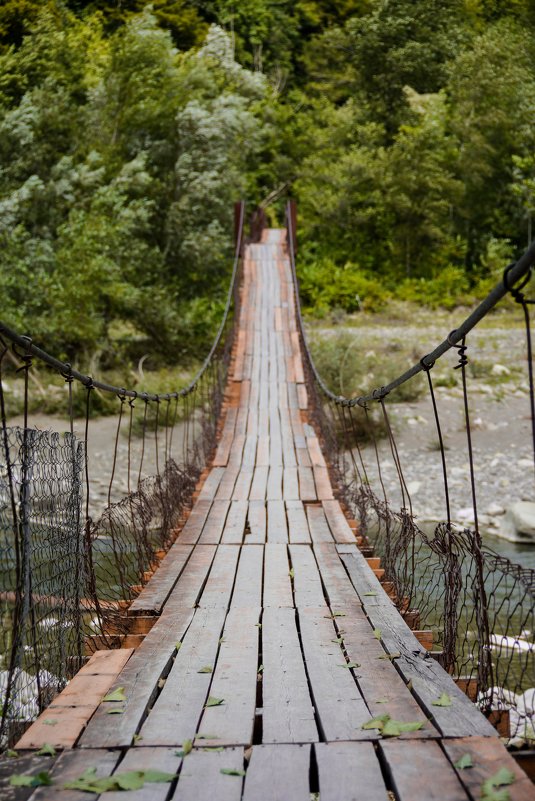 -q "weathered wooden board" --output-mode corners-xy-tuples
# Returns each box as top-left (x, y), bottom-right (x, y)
(312, 543), (363, 610)
(340, 549), (497, 738)
(129, 544), (193, 615)
(322, 500), (357, 544)
(197, 607), (260, 746)
(173, 748), (244, 801)
(221, 501), (248, 544)
(246, 499), (267, 543)
(262, 607), (318, 743)
(139, 607), (227, 746)
(297, 466), (316, 501)
(286, 500), (311, 544)
(315, 742), (389, 801)
(297, 607), (371, 740)
(104, 748), (182, 801)
(249, 466), (268, 501)
(442, 737), (535, 801)
(380, 740), (470, 801)
(29, 749), (119, 801)
(242, 745), (311, 801)
(267, 500), (288, 543)
(197, 545), (241, 607)
(198, 500), (230, 545)
(263, 544), (293, 608)
(289, 544), (326, 607)
(306, 504), (333, 543)
(231, 545), (263, 607)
